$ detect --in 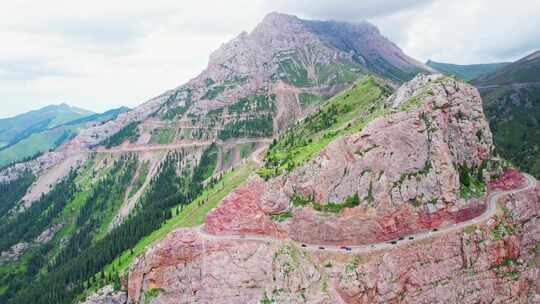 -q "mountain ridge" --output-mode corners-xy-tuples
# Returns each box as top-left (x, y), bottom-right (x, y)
(426, 59), (509, 81)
